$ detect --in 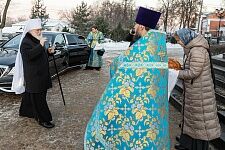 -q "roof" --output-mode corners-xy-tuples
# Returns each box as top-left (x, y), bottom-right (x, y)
(42, 31), (72, 35)
(12, 19), (69, 27)
(2, 26), (23, 34)
(44, 19), (68, 27)
(8, 31), (78, 37)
